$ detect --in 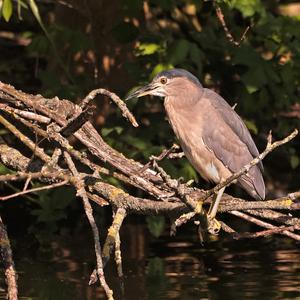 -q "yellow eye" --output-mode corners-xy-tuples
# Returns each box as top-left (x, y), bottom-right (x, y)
(160, 77), (167, 84)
